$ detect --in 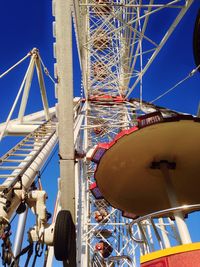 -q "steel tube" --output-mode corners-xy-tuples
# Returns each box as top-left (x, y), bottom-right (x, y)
(13, 206), (28, 261)
(0, 133), (58, 220)
(160, 163), (192, 244)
